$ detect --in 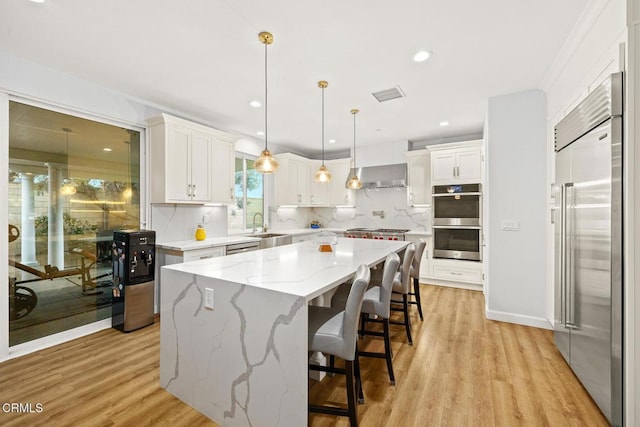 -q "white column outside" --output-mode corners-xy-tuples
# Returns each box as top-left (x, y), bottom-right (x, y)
(47, 164), (65, 269)
(19, 173), (37, 266)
